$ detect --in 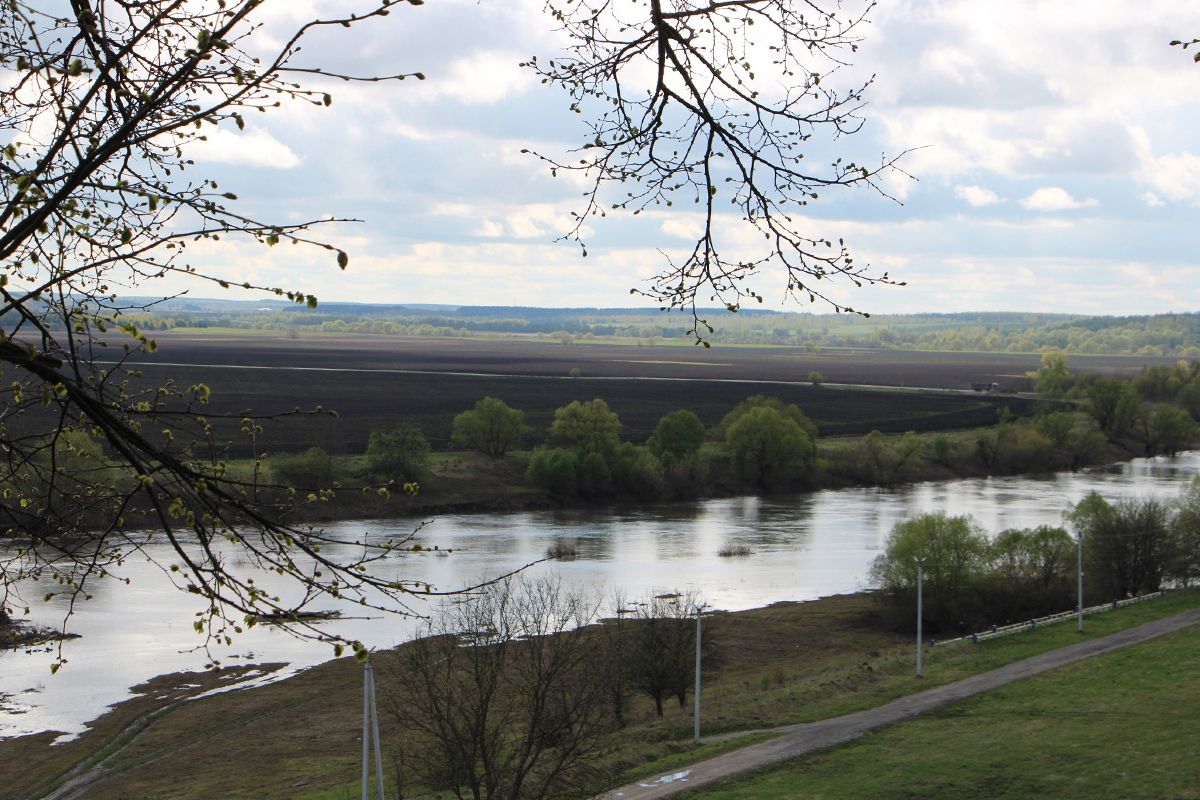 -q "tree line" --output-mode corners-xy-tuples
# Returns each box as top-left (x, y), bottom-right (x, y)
(871, 482), (1200, 634)
(109, 304), (1200, 357)
(268, 394), (823, 500)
